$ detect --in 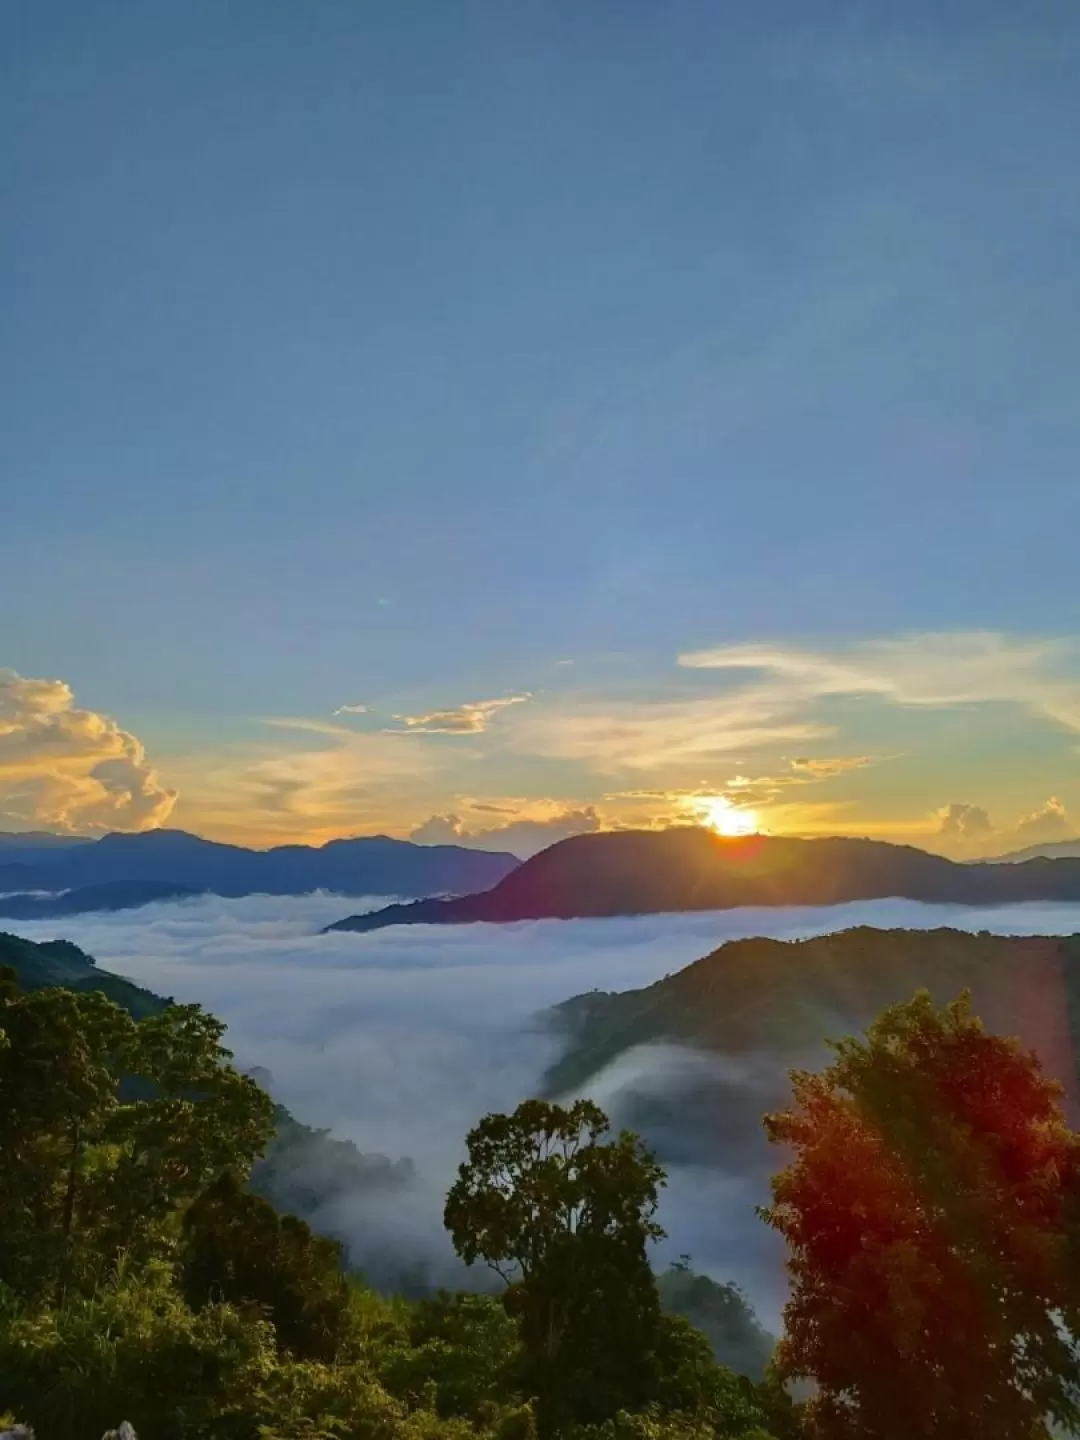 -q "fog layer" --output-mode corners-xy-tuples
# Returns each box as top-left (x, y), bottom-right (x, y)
(14, 893), (1080, 1328)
